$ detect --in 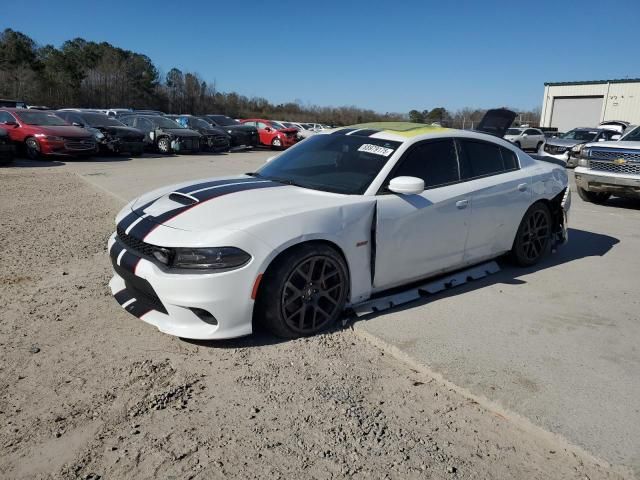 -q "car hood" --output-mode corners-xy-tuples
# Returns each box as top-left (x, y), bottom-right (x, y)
(503, 134), (520, 141)
(277, 128), (299, 134)
(544, 138), (583, 147)
(97, 125), (144, 137)
(161, 128), (201, 137)
(585, 140), (640, 149)
(123, 175), (370, 236)
(35, 125), (93, 138)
